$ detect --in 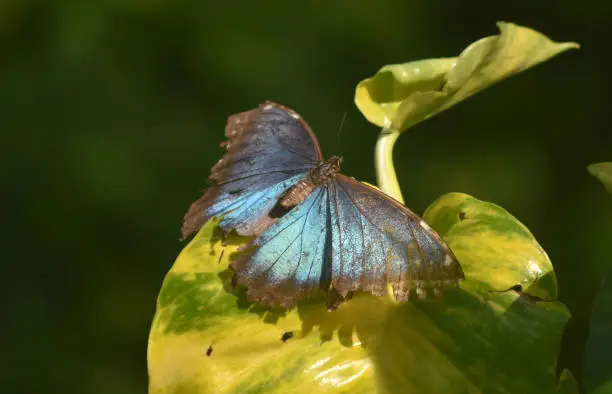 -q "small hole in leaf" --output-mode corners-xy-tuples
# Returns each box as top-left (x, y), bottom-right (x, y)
(510, 284), (523, 293)
(281, 331), (294, 342)
(458, 211), (467, 220)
